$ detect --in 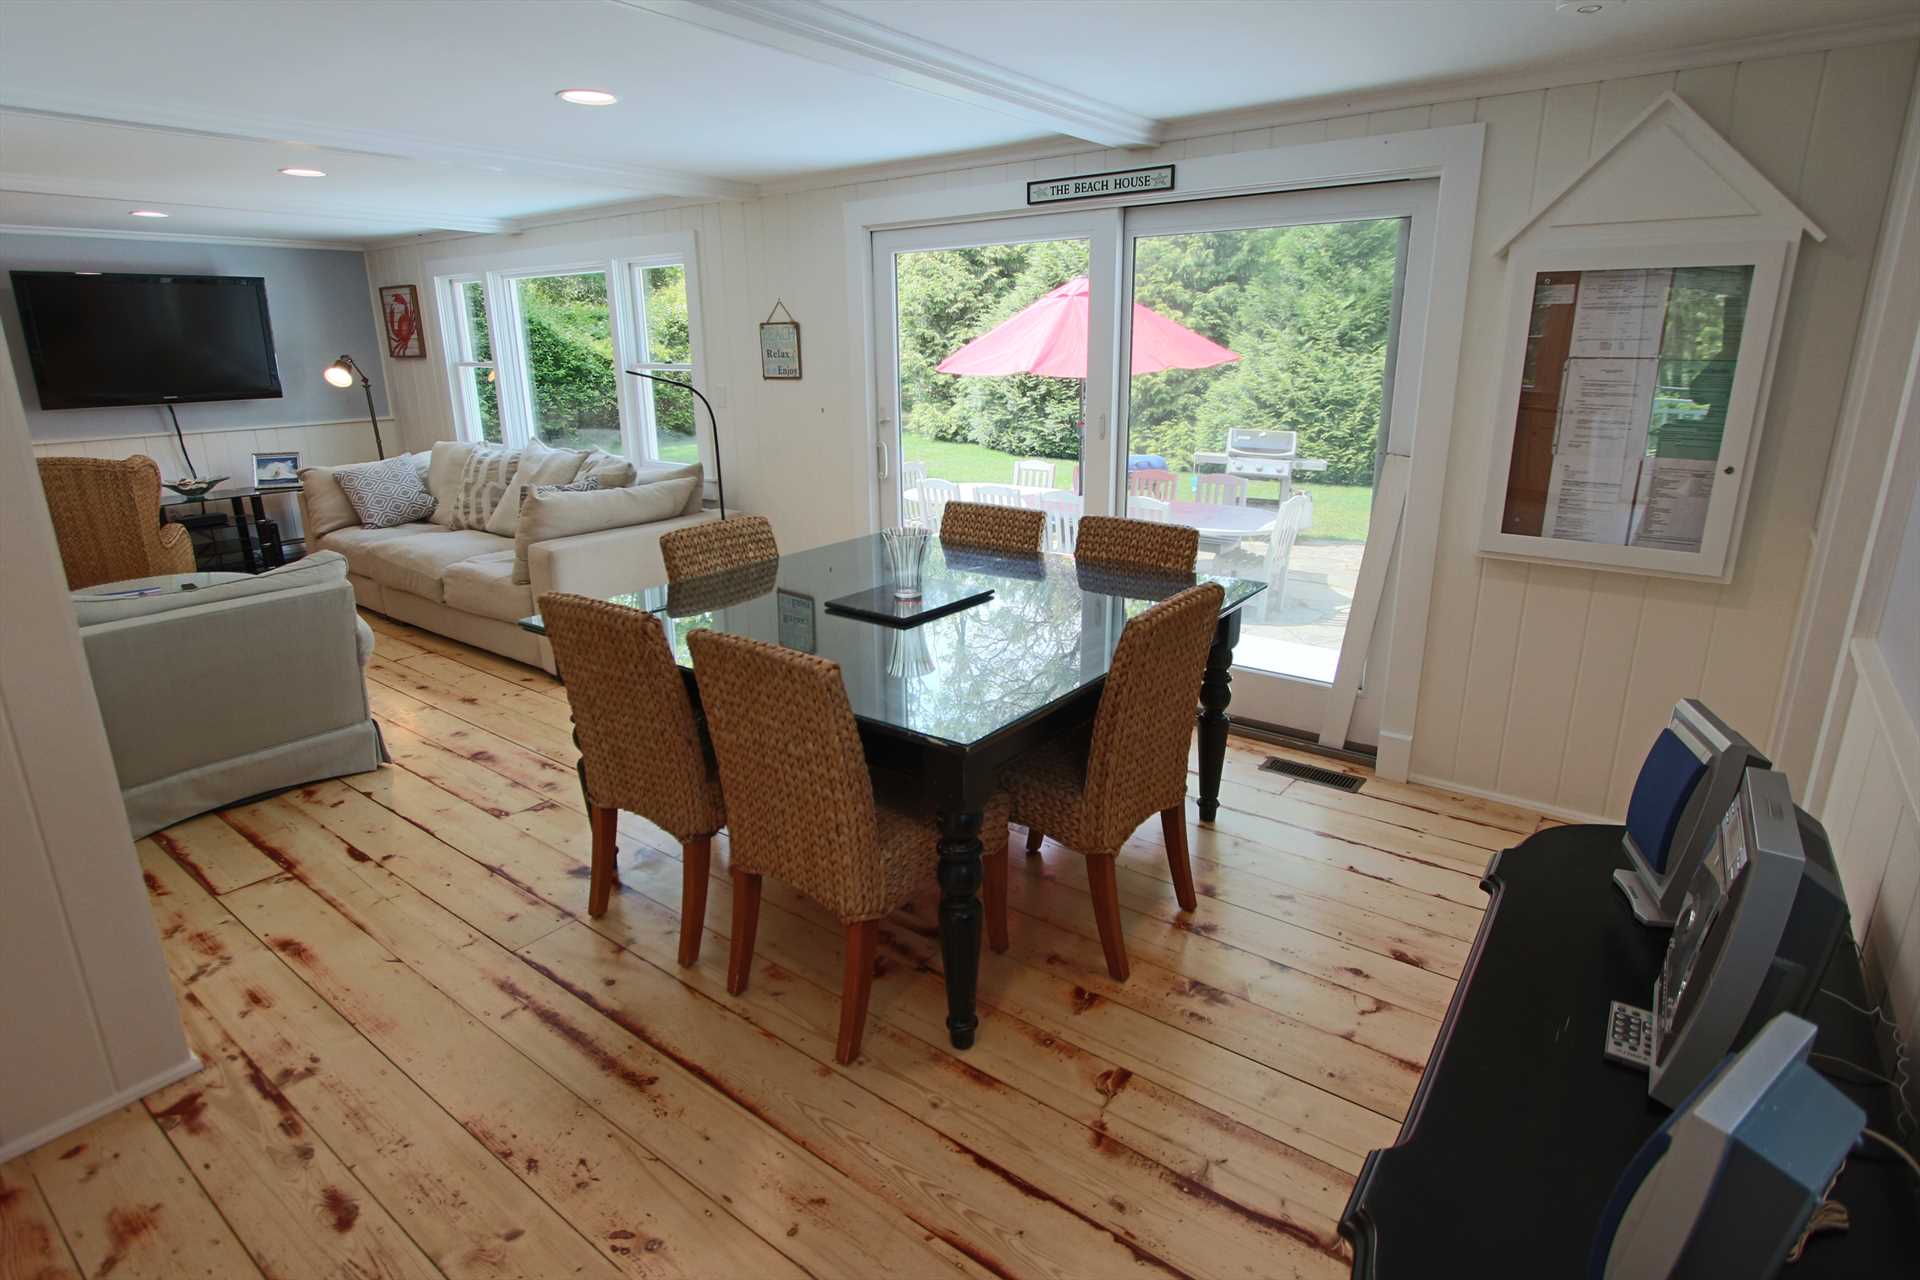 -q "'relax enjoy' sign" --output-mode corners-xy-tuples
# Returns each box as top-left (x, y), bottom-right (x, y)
(1027, 165), (1175, 205)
